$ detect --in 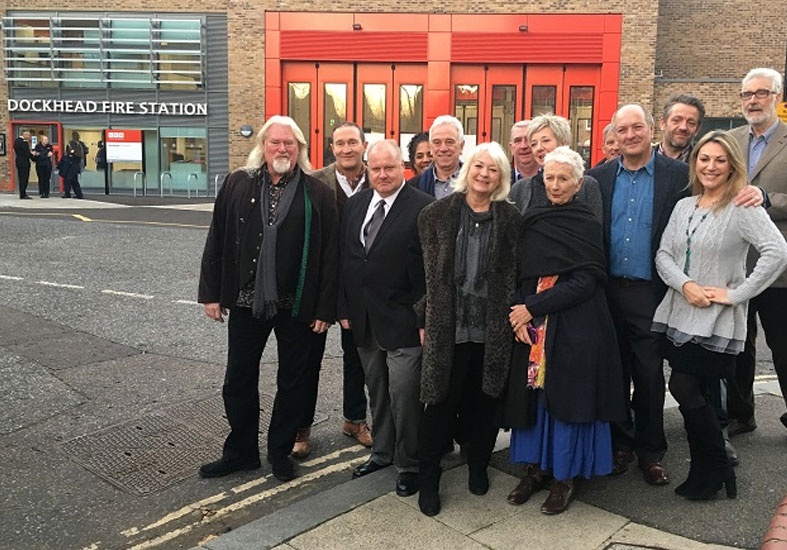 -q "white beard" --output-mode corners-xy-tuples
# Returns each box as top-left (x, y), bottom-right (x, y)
(272, 158), (293, 174)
